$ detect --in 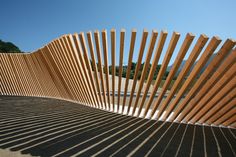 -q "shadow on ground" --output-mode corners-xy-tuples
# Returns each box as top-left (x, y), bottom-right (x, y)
(0, 96), (235, 157)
